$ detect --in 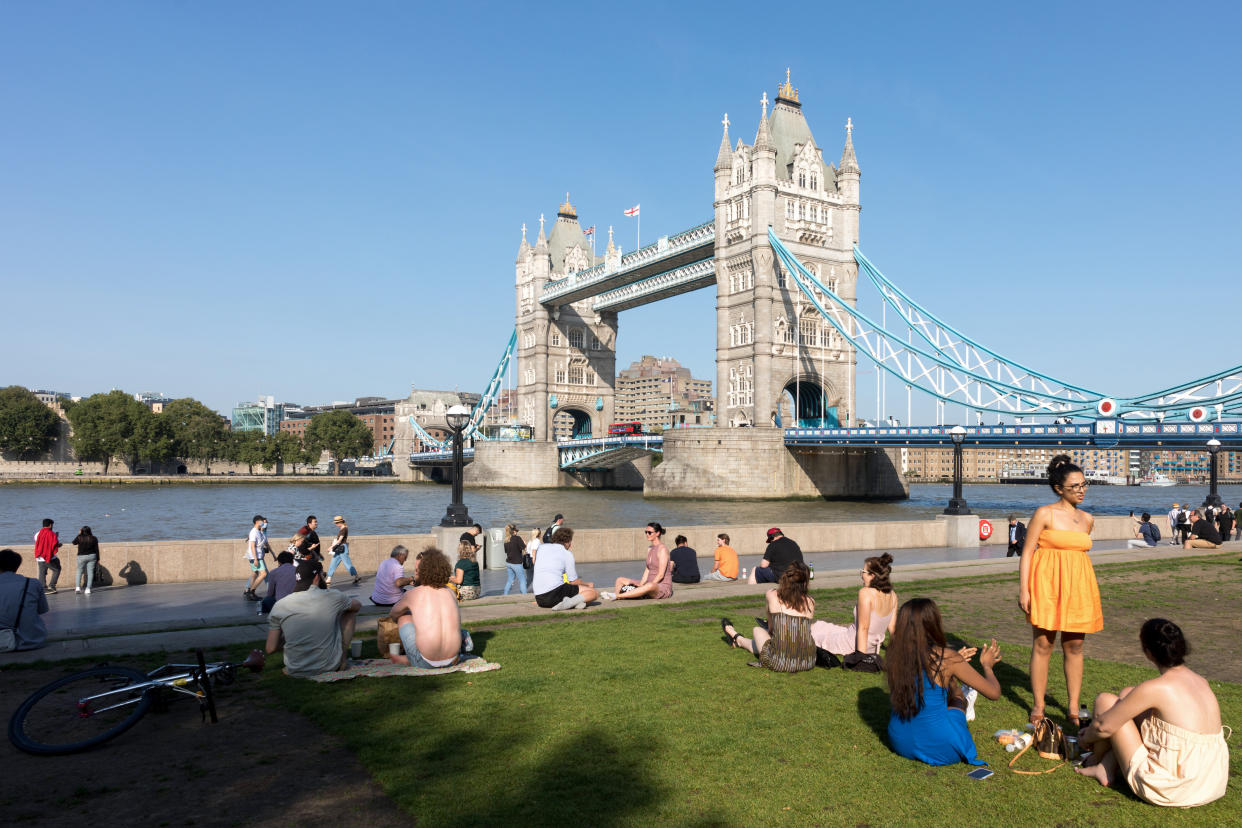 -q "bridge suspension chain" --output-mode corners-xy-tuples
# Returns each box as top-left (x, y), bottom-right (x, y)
(770, 231), (1099, 418)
